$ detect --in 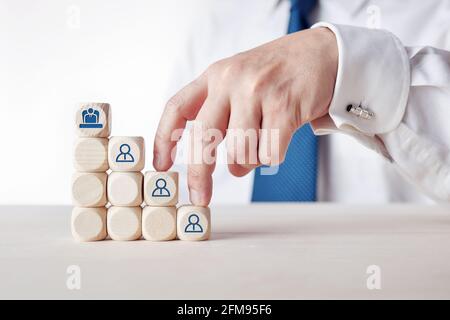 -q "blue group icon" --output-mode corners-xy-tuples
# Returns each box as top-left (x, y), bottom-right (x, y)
(79, 107), (103, 129)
